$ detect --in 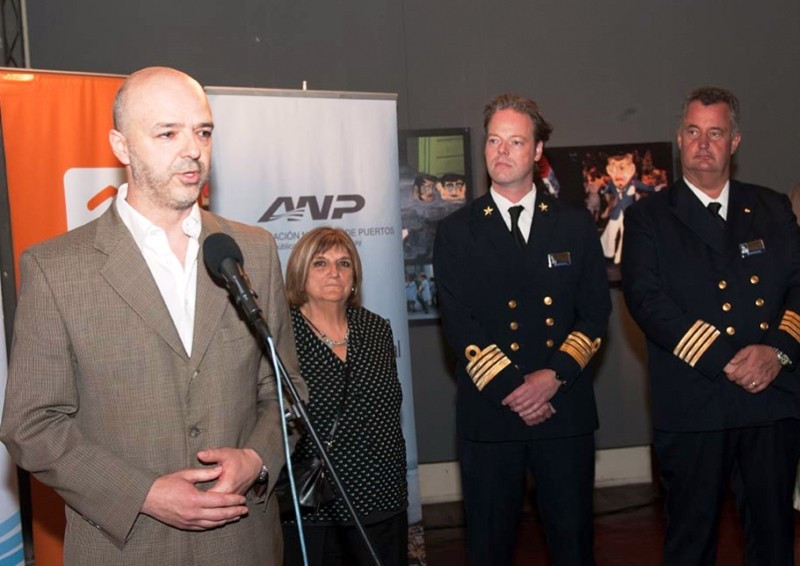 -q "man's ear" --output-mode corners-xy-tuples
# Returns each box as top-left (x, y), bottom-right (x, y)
(730, 131), (742, 155)
(533, 140), (544, 162)
(109, 129), (131, 165)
